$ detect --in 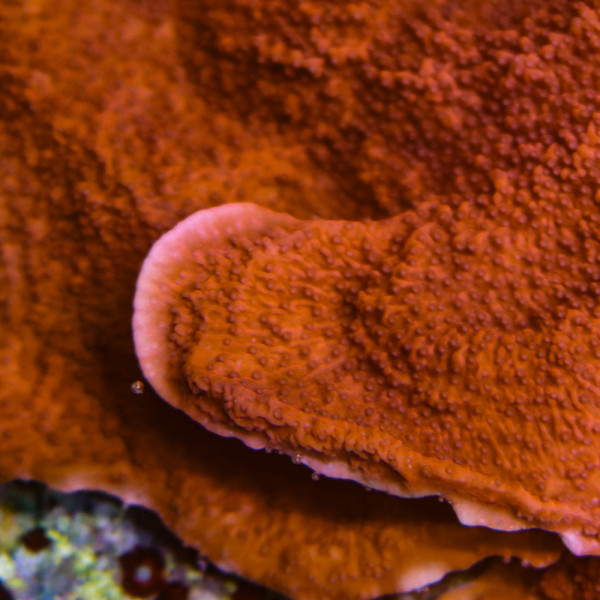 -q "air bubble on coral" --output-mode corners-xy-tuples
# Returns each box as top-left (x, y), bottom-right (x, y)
(293, 452), (302, 465)
(131, 381), (144, 394)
